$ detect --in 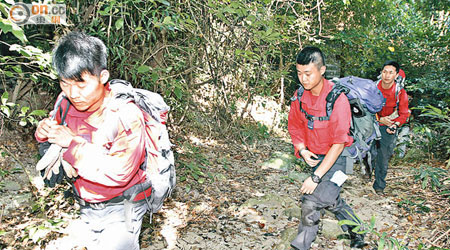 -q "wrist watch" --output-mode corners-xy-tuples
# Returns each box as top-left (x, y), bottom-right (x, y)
(311, 173), (321, 183)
